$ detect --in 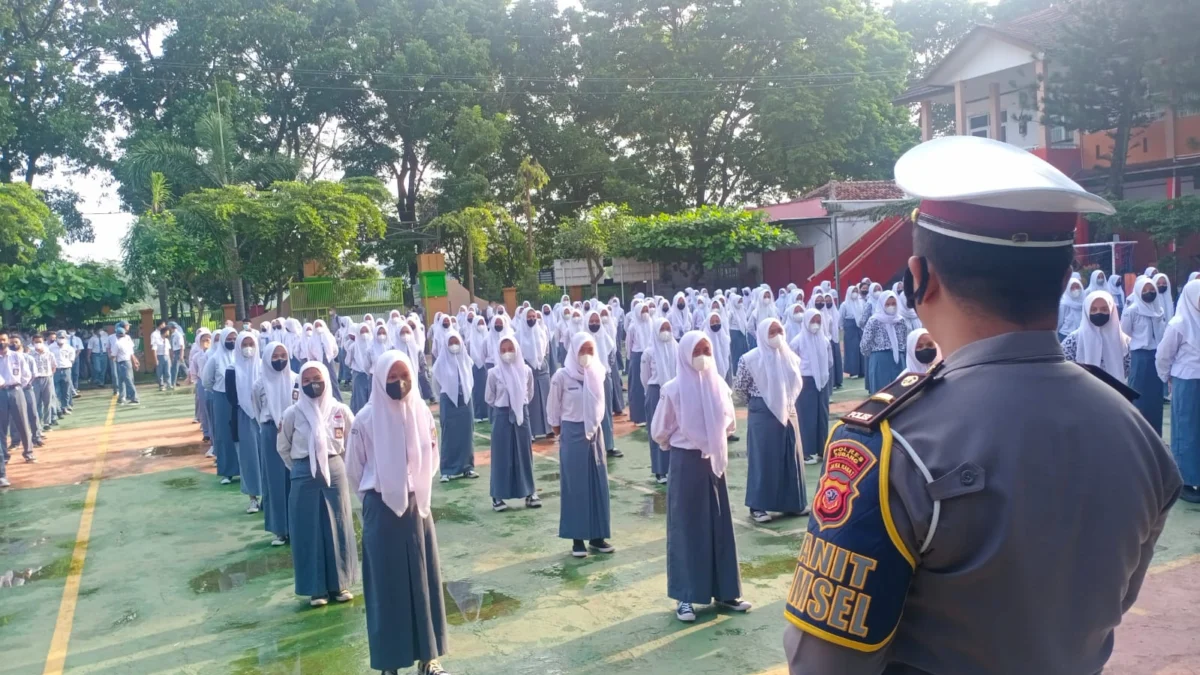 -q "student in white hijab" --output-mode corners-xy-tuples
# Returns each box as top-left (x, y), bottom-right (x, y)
(515, 306), (553, 439)
(626, 300), (653, 426)
(1190, 271), (1200, 283)
(345, 350), (451, 675)
(705, 310), (732, 383)
(784, 302), (807, 345)
(667, 292), (691, 339)
(1084, 269), (1108, 297)
(202, 327), (242, 484)
(253, 341), (298, 546)
(308, 319), (342, 403)
(1153, 272), (1175, 320)
(1122, 276), (1167, 434)
(189, 329), (213, 445)
(1108, 274), (1126, 315)
(485, 335), (541, 512)
(733, 318), (805, 523)
(1058, 277), (1085, 341)
(465, 316), (489, 421)
(1156, 279), (1200, 501)
(857, 282), (884, 329)
(728, 292), (751, 377)
(585, 309), (621, 456)
(233, 330), (265, 514)
(641, 318), (678, 483)
(860, 290), (909, 394)
(902, 328), (941, 376)
(751, 287), (779, 333)
(1062, 290), (1129, 382)
(547, 332), (615, 558)
(599, 306), (625, 416)
(651, 330), (748, 623)
(841, 285), (867, 379)
(282, 319), (304, 372)
(789, 308), (832, 466)
(433, 329), (477, 482)
(278, 361), (358, 607)
(348, 322), (375, 413)
(817, 292), (844, 389)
